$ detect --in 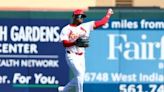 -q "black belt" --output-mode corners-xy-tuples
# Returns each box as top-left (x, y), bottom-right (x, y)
(66, 51), (71, 54)
(66, 51), (83, 55)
